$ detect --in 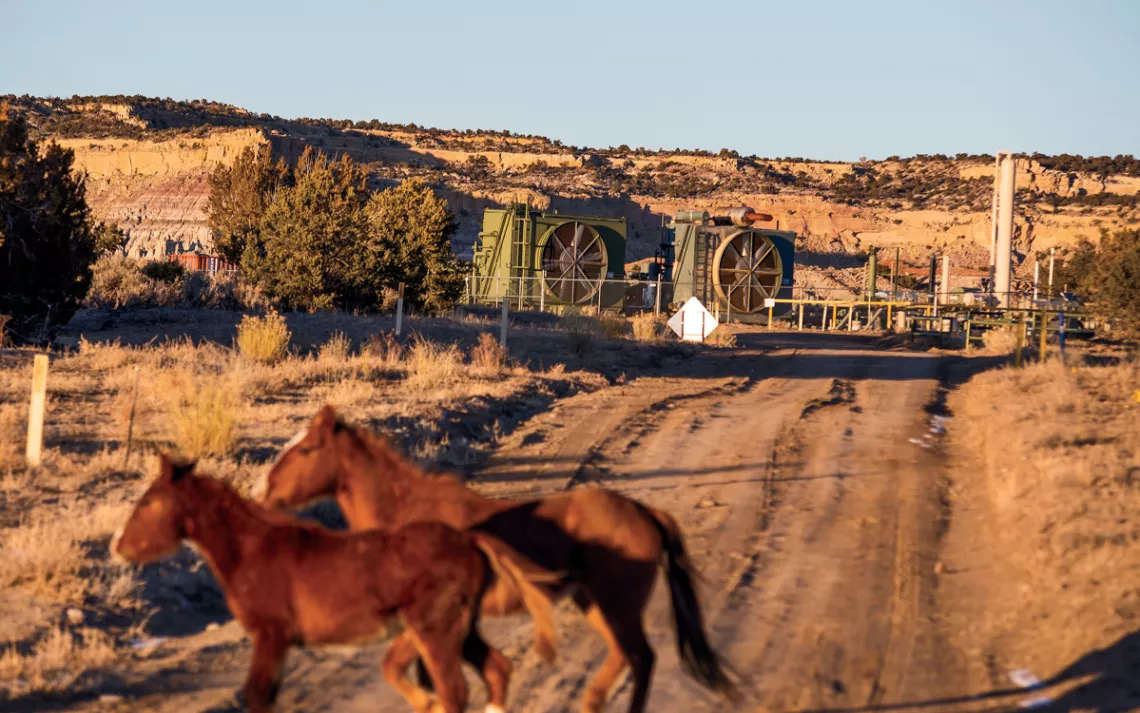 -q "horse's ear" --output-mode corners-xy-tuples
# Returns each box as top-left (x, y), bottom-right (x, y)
(170, 460), (196, 482)
(314, 404), (342, 436)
